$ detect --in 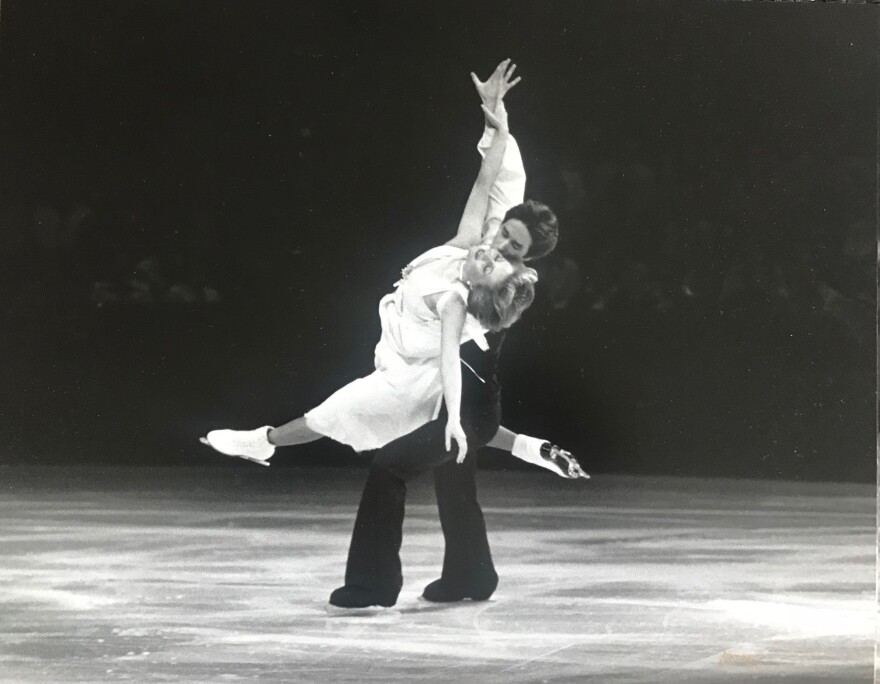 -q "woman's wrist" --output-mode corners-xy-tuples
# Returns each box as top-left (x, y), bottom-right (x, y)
(484, 119), (509, 135)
